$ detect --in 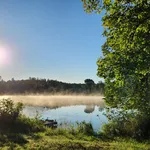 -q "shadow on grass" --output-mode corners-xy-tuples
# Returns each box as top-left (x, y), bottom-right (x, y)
(0, 132), (43, 147)
(0, 117), (45, 146)
(0, 133), (27, 146)
(28, 133), (42, 140)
